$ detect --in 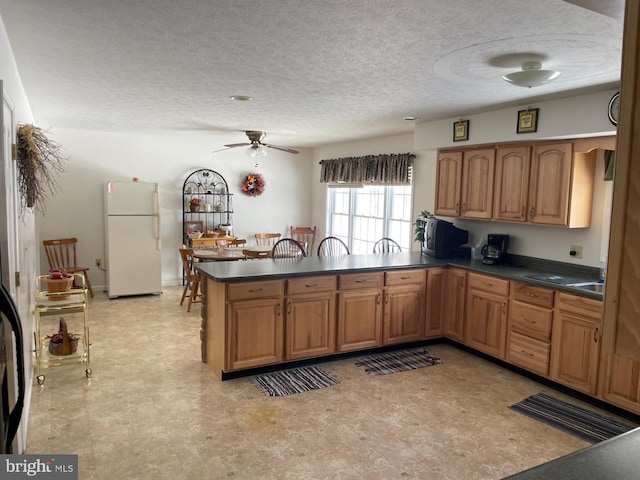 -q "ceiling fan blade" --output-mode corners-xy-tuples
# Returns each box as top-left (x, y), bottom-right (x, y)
(223, 142), (251, 148)
(263, 143), (299, 154)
